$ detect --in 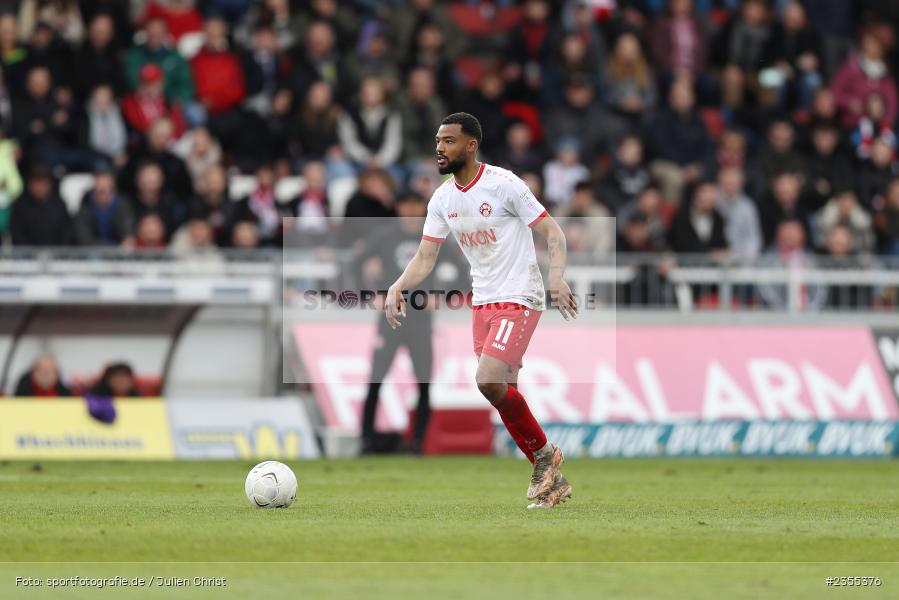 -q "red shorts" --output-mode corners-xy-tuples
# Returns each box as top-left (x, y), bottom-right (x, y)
(472, 302), (542, 368)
